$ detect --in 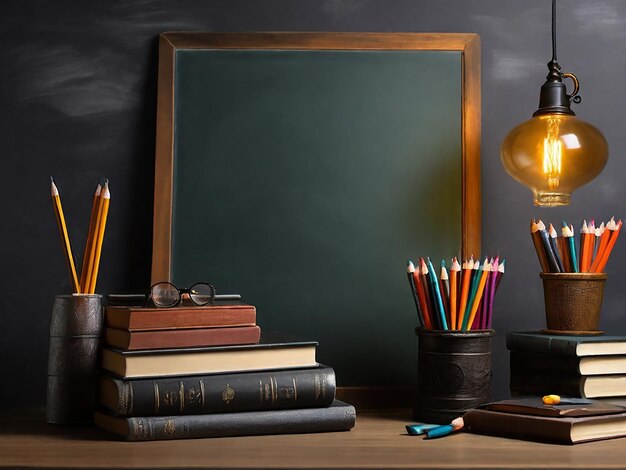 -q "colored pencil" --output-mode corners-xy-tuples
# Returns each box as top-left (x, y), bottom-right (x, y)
(464, 258), (491, 331)
(87, 180), (110, 294)
(591, 218), (613, 272)
(427, 258), (448, 330)
(50, 178), (80, 293)
(562, 222), (578, 273)
(79, 183), (102, 293)
(548, 223), (564, 273)
(414, 263), (433, 330)
(530, 219), (550, 272)
(461, 261), (481, 330)
(593, 222), (605, 263)
(595, 218), (622, 273)
(449, 258), (460, 330)
(440, 261), (450, 325)
(537, 220), (561, 273)
(420, 259), (439, 330)
(584, 220), (596, 272)
(555, 234), (572, 273)
(407, 261), (424, 327)
(486, 257), (500, 329)
(457, 257), (473, 330)
(495, 259), (505, 292)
